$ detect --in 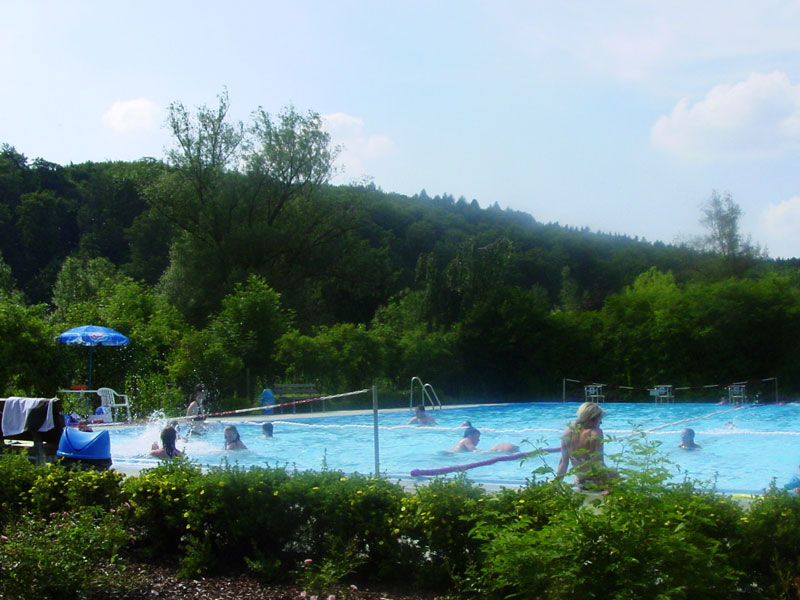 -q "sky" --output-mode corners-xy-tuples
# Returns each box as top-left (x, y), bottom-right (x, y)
(4, 1), (800, 257)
